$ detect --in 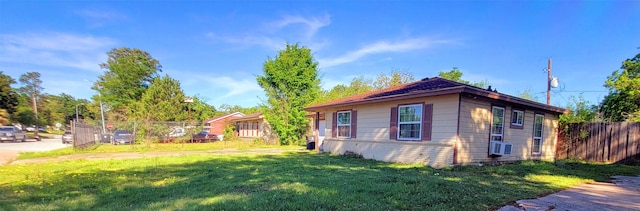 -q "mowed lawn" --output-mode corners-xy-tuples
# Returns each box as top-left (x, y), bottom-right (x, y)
(1, 149), (639, 211)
